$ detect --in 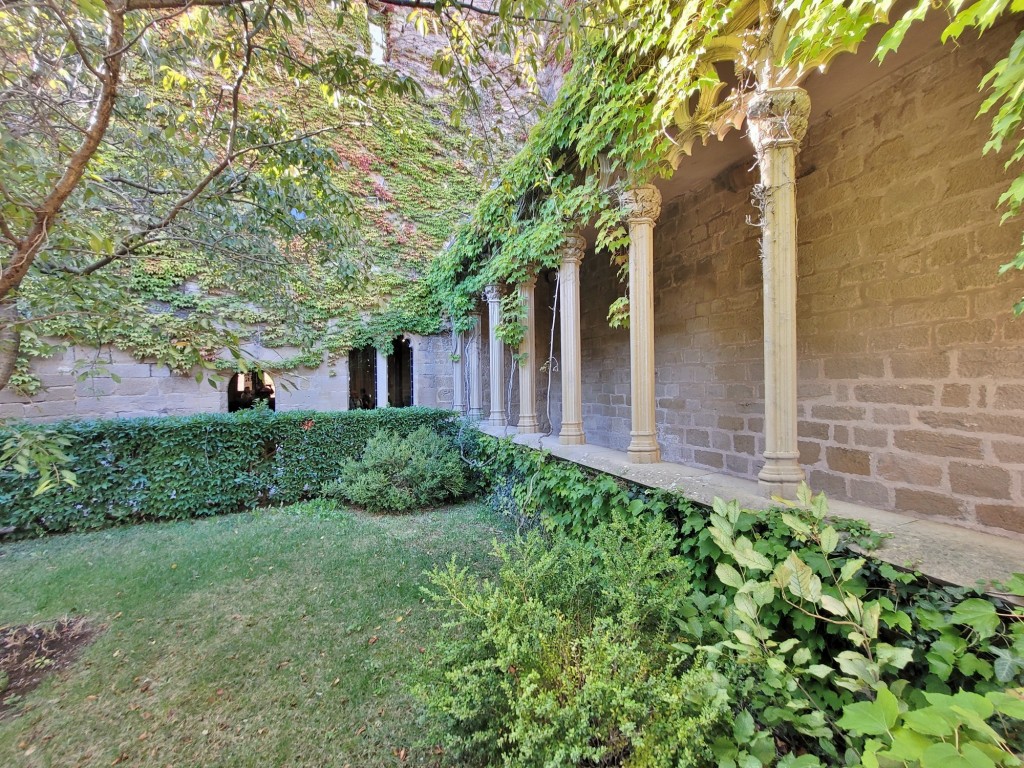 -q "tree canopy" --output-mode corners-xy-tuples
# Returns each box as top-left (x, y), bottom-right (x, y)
(0, 0), (559, 392)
